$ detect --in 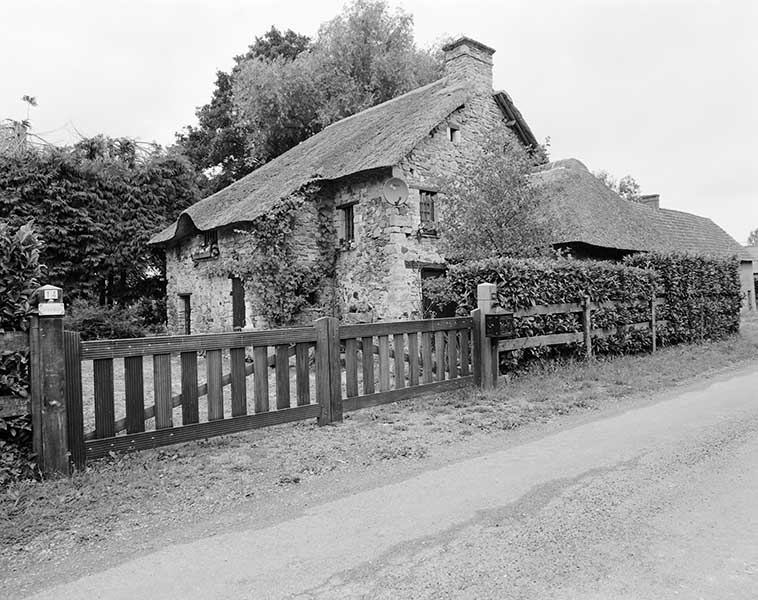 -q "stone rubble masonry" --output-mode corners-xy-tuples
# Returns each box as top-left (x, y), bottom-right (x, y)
(163, 37), (522, 332)
(165, 201), (324, 334)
